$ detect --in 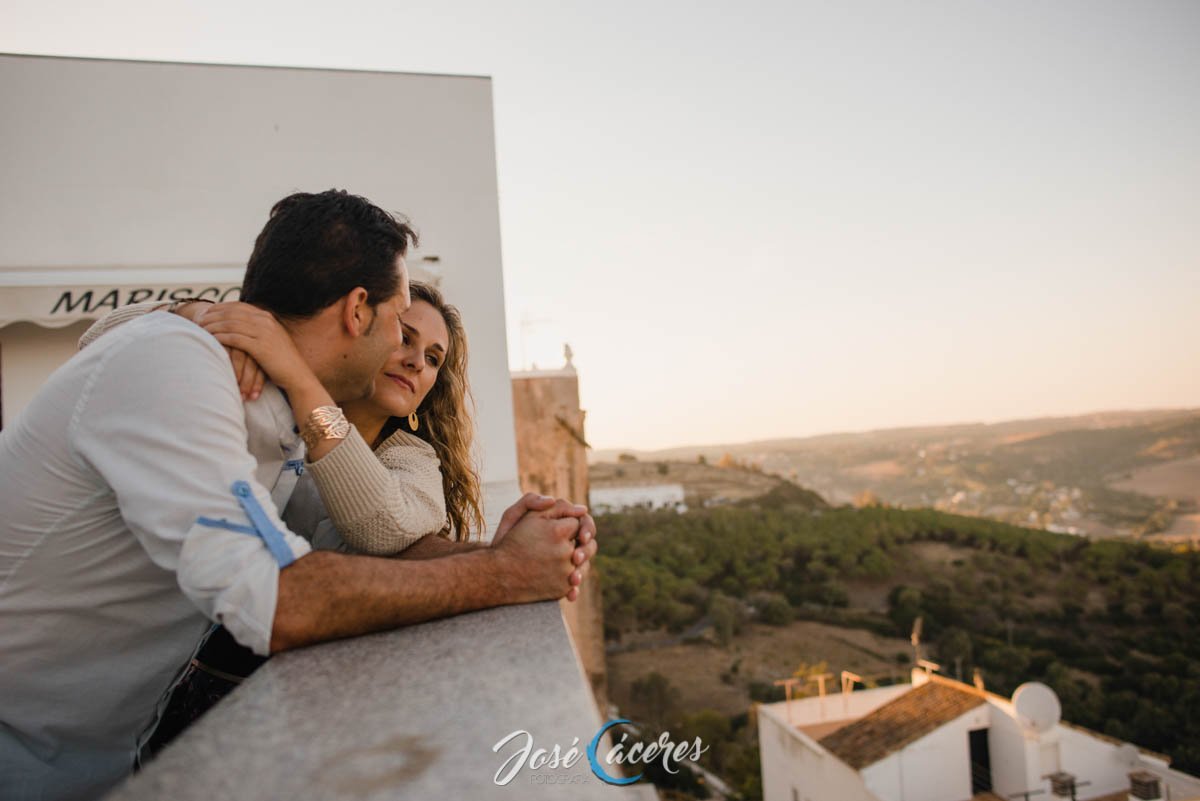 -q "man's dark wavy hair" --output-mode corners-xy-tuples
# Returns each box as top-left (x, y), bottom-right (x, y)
(241, 189), (418, 319)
